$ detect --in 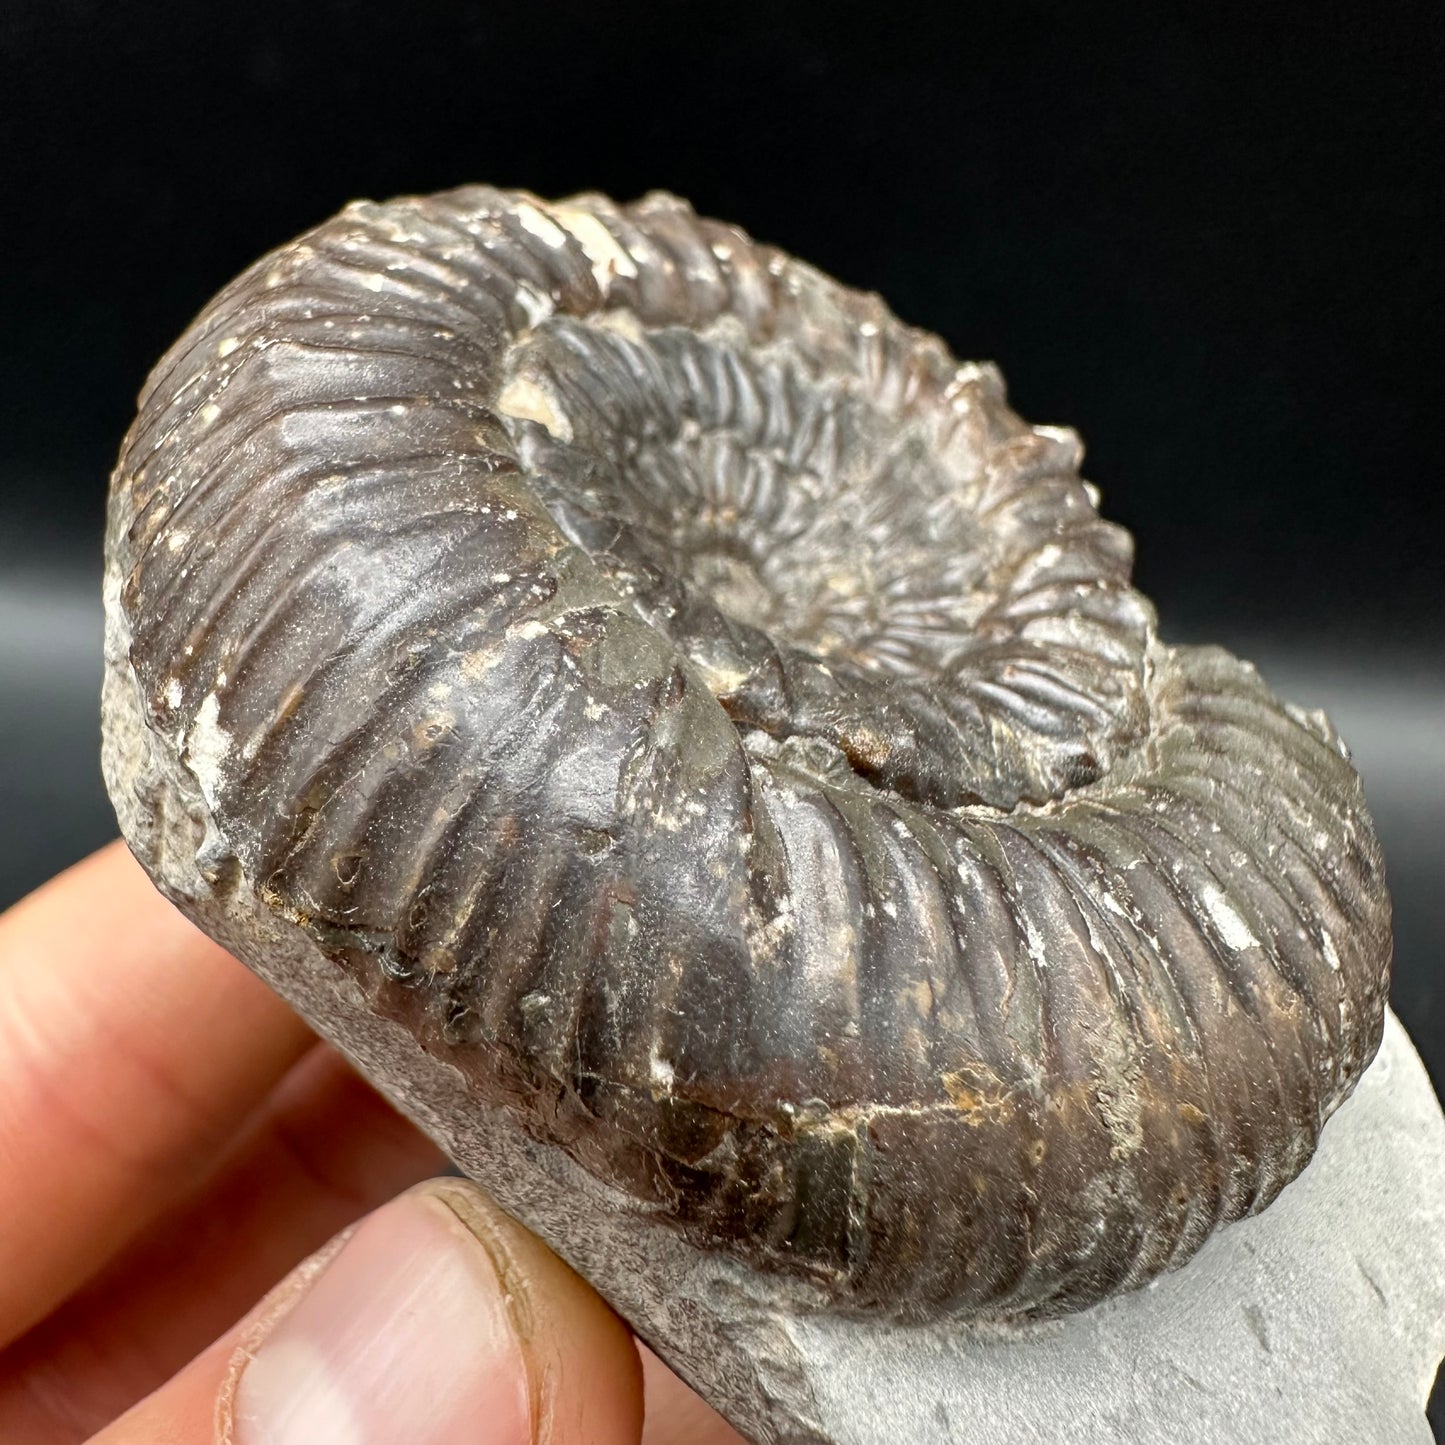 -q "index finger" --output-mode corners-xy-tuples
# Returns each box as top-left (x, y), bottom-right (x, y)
(0, 842), (314, 1347)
